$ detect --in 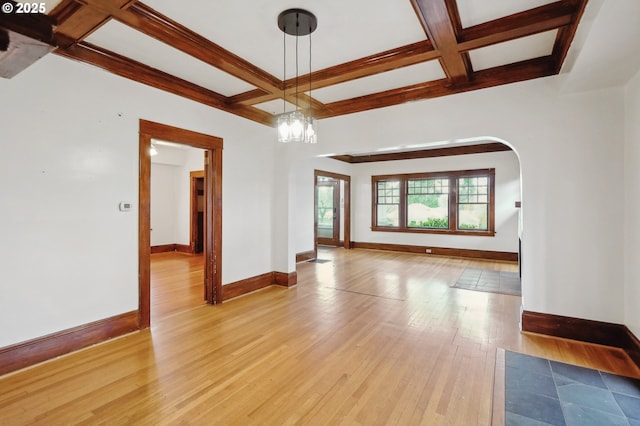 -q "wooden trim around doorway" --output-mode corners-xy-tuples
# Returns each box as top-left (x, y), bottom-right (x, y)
(190, 170), (205, 254)
(314, 170), (351, 260)
(139, 120), (223, 329)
